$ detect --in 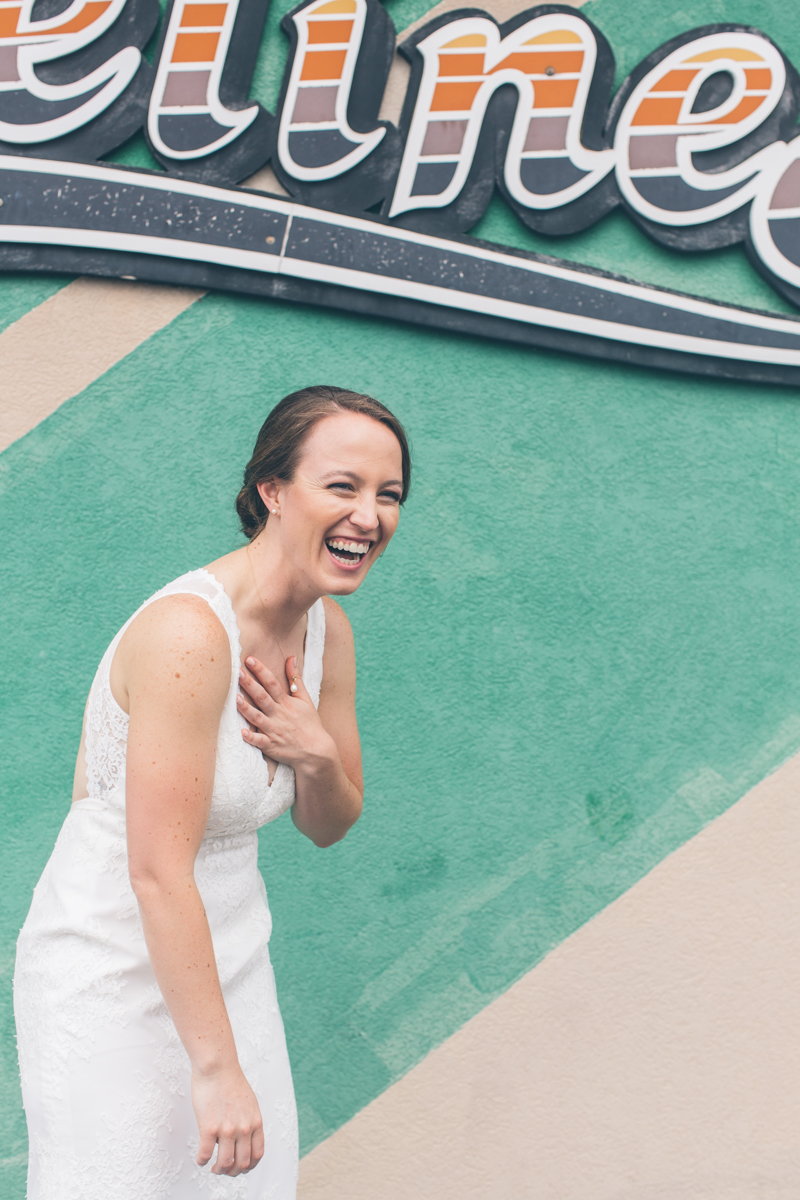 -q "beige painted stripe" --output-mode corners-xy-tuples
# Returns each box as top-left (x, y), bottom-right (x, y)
(0, 277), (202, 454)
(299, 745), (800, 1200)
